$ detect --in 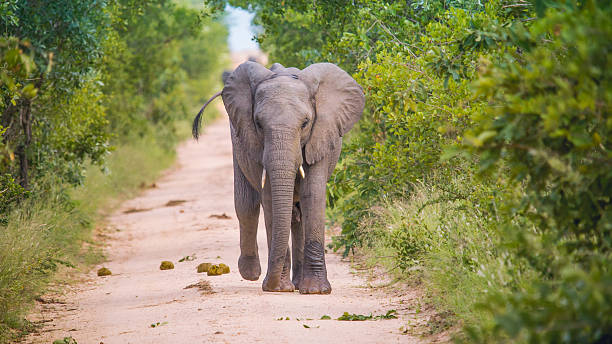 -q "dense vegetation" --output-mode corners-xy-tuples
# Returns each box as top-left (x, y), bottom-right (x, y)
(0, 0), (226, 341)
(215, 0), (611, 342)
